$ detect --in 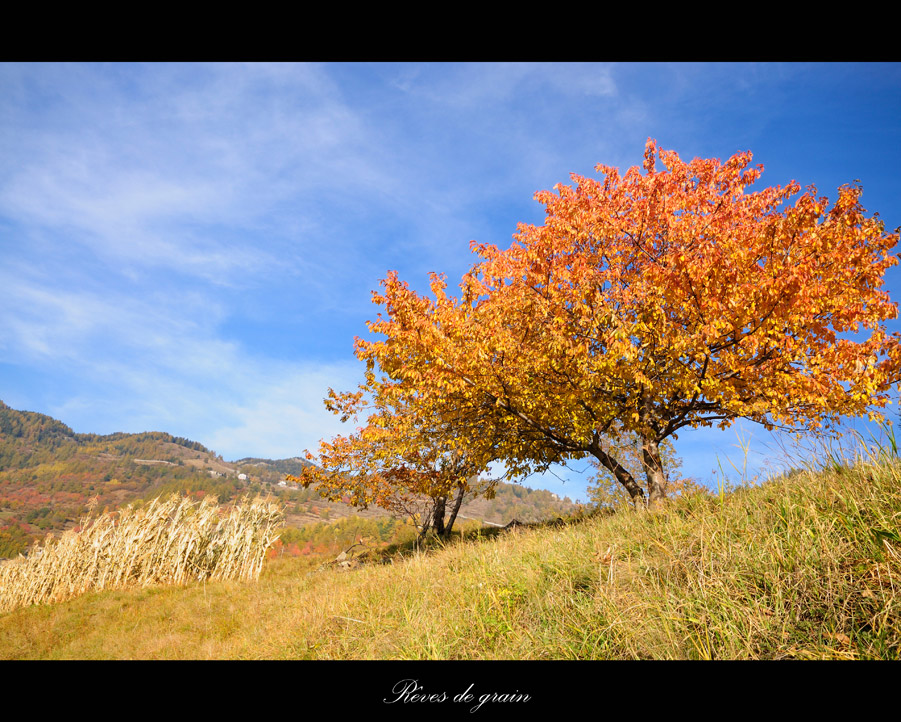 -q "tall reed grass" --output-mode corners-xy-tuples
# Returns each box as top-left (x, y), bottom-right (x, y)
(0, 494), (284, 614)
